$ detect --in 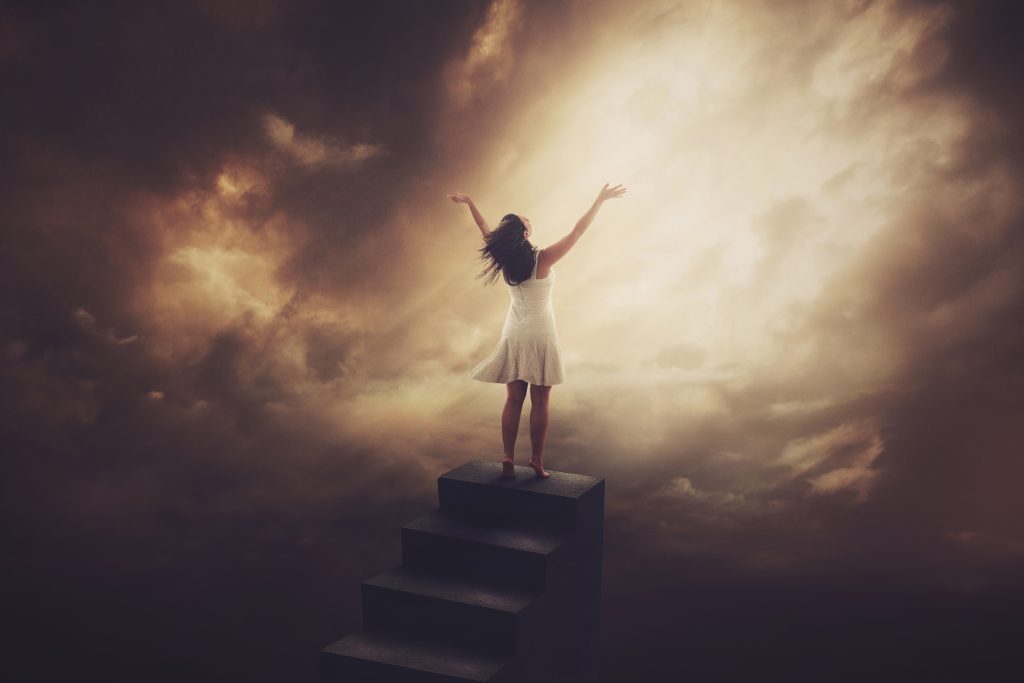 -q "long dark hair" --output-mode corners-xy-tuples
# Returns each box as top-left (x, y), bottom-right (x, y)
(475, 213), (538, 286)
